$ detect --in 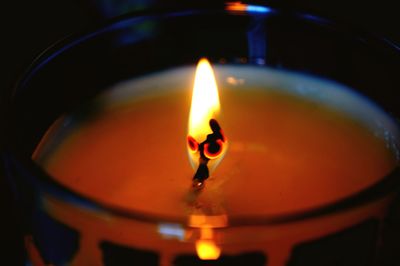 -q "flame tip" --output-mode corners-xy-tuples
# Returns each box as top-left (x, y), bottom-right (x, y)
(199, 57), (210, 62)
